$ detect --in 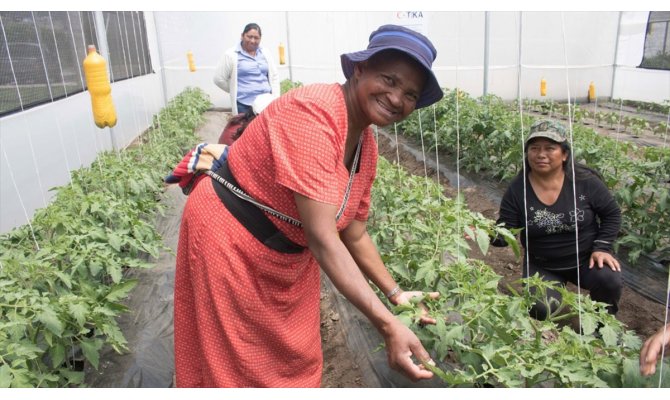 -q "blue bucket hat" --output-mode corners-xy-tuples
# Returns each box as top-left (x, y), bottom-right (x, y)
(340, 24), (443, 109)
